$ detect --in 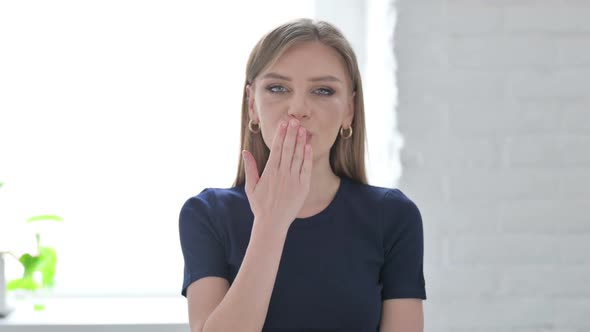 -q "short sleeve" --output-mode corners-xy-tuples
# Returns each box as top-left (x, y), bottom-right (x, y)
(380, 189), (427, 300)
(179, 189), (229, 297)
